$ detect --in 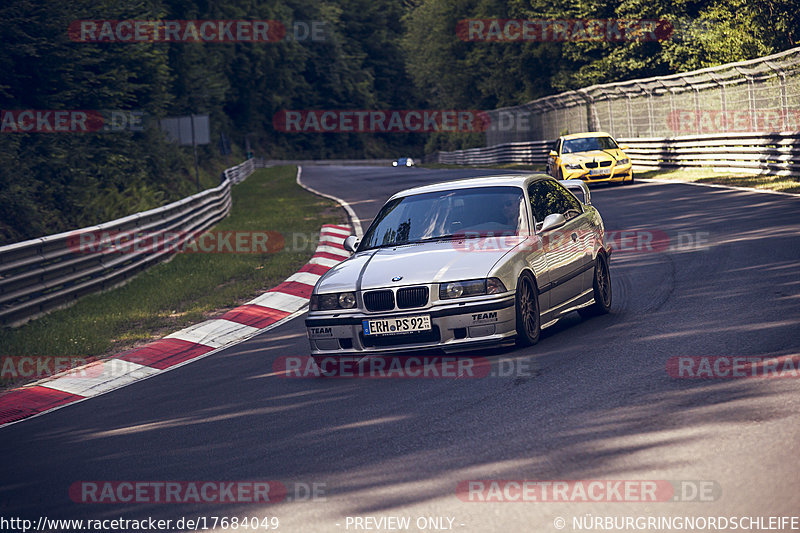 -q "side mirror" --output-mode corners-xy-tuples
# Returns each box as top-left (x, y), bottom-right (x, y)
(540, 213), (566, 233)
(343, 235), (360, 253)
(559, 179), (591, 205)
(619, 144), (630, 150)
(548, 150), (557, 157)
